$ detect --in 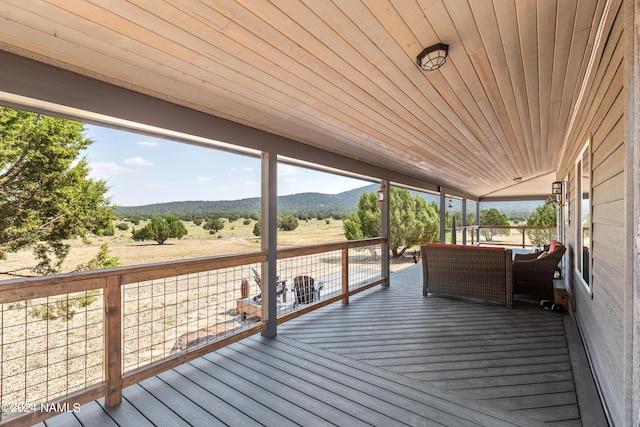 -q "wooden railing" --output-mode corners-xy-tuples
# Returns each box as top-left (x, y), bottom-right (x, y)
(0, 238), (385, 426)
